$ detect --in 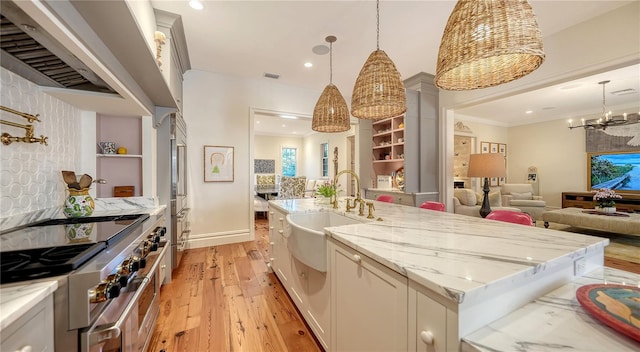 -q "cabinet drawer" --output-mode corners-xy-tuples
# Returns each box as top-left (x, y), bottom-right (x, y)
(1, 295), (54, 352)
